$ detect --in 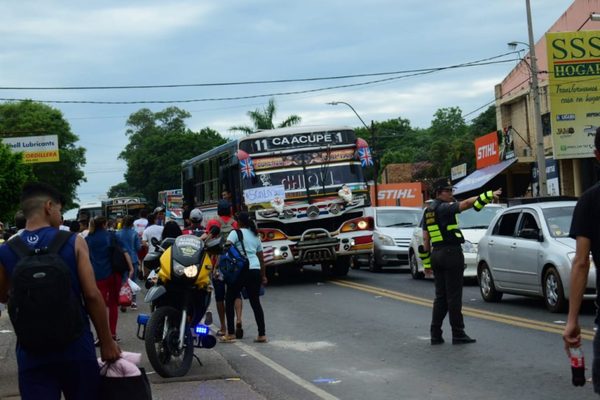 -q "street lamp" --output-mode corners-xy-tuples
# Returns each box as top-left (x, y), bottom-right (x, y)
(577, 12), (600, 31)
(327, 101), (379, 205)
(507, 0), (547, 197)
